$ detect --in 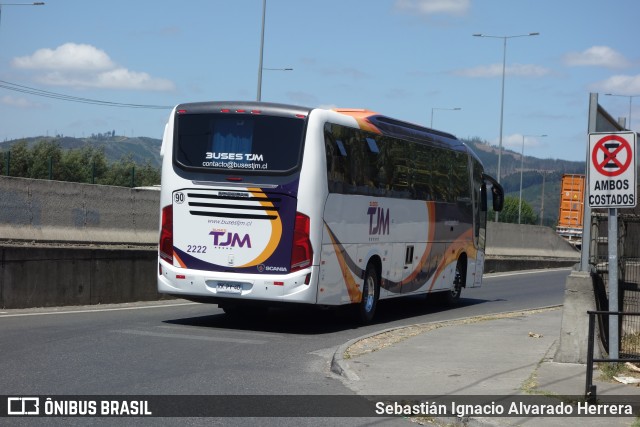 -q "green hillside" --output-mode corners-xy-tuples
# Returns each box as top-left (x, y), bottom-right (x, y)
(463, 137), (585, 227)
(0, 134), (162, 168)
